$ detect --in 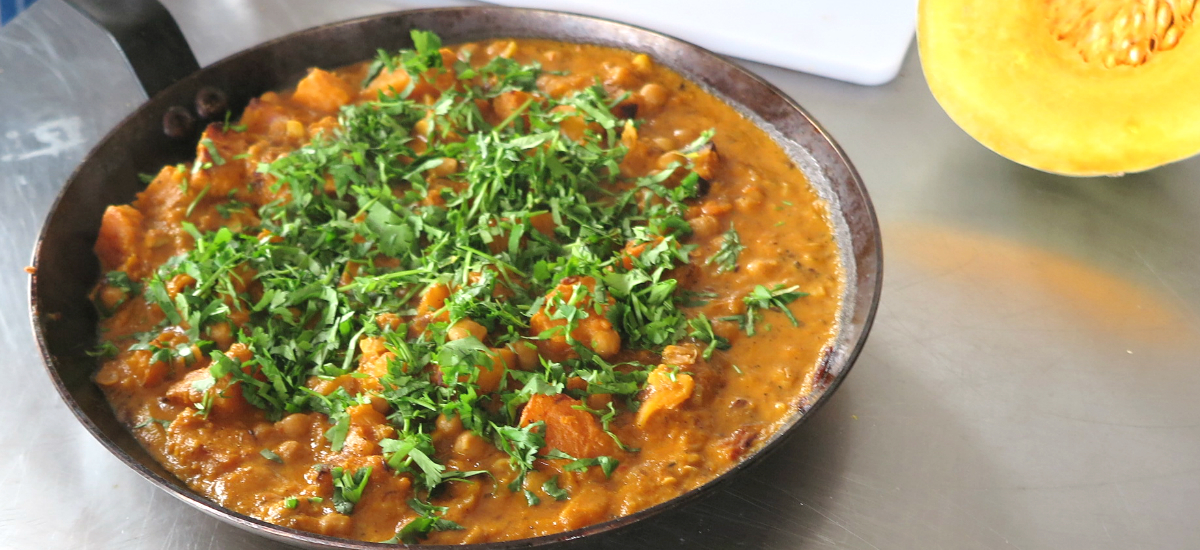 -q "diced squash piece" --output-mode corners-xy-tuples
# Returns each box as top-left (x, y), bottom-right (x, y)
(356, 336), (396, 393)
(239, 94), (291, 135)
(363, 67), (413, 97)
(94, 205), (144, 273)
(291, 68), (355, 113)
(473, 349), (511, 394)
(635, 365), (694, 428)
(165, 344), (254, 418)
(411, 283), (450, 335)
(519, 394), (614, 458)
(530, 276), (621, 362)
